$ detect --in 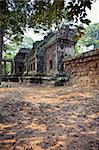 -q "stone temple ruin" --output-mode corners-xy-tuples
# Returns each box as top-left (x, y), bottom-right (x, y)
(3, 25), (99, 86)
(13, 48), (30, 76)
(23, 25), (76, 76)
(12, 25), (76, 84)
